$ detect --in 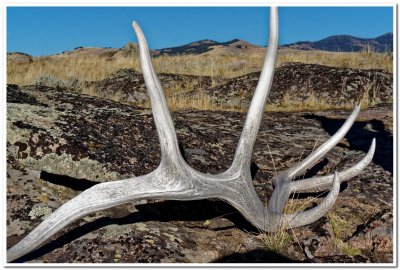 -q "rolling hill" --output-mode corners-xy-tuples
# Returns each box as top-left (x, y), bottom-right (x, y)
(154, 39), (265, 56)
